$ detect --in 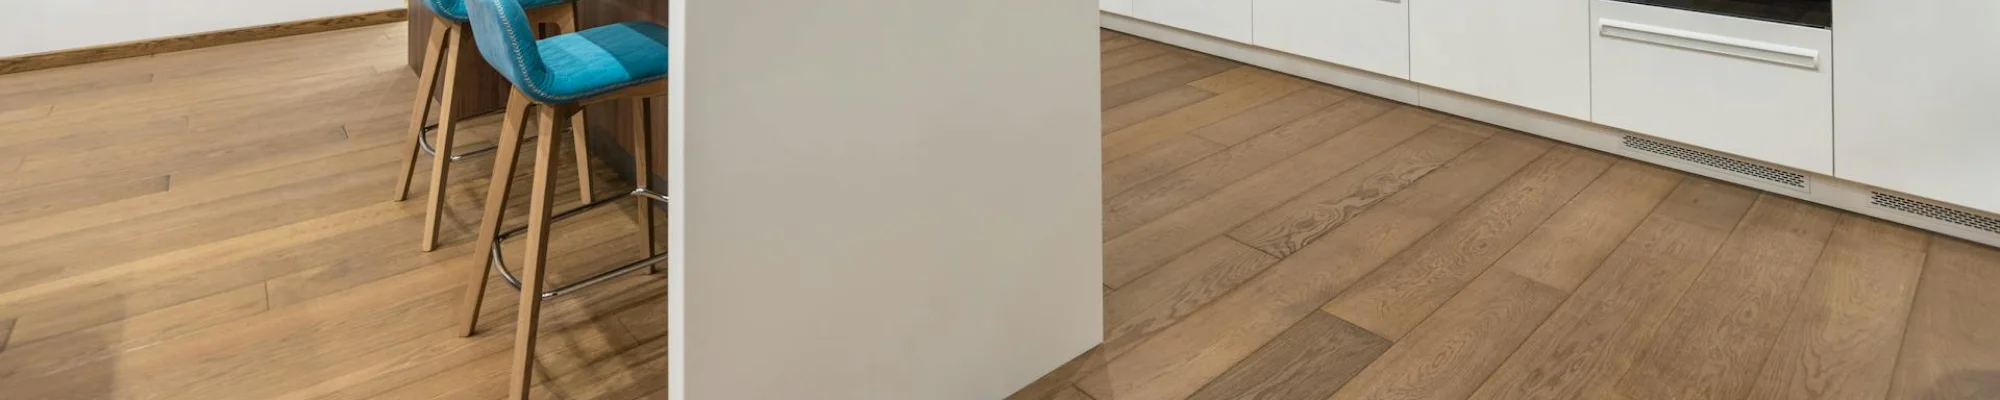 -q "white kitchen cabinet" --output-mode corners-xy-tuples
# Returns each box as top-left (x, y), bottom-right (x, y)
(1834, 0), (2000, 213)
(1132, 0), (1254, 43)
(1101, 0), (1132, 15)
(1253, 0), (1408, 78)
(1589, 0), (1832, 175)
(1410, 0), (1590, 119)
